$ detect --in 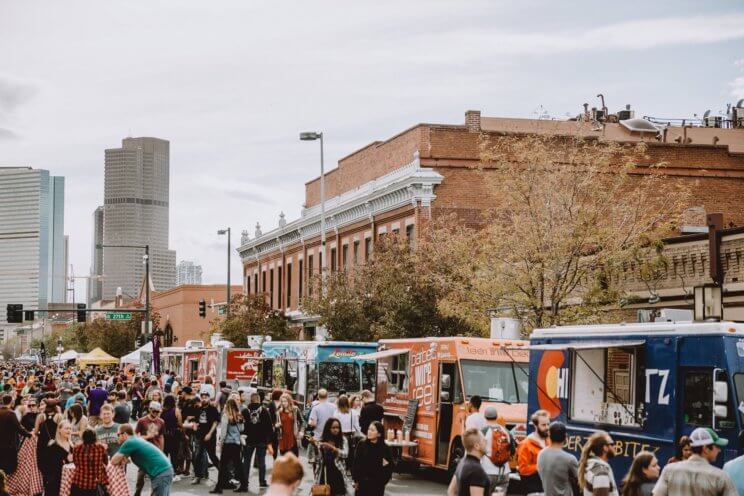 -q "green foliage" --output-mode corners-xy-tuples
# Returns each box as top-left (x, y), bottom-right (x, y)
(301, 236), (480, 341)
(210, 293), (295, 345)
